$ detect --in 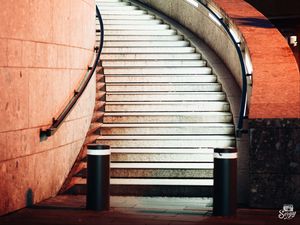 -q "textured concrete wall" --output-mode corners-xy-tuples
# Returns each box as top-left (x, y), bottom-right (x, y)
(0, 0), (95, 215)
(249, 119), (300, 208)
(138, 0), (300, 119)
